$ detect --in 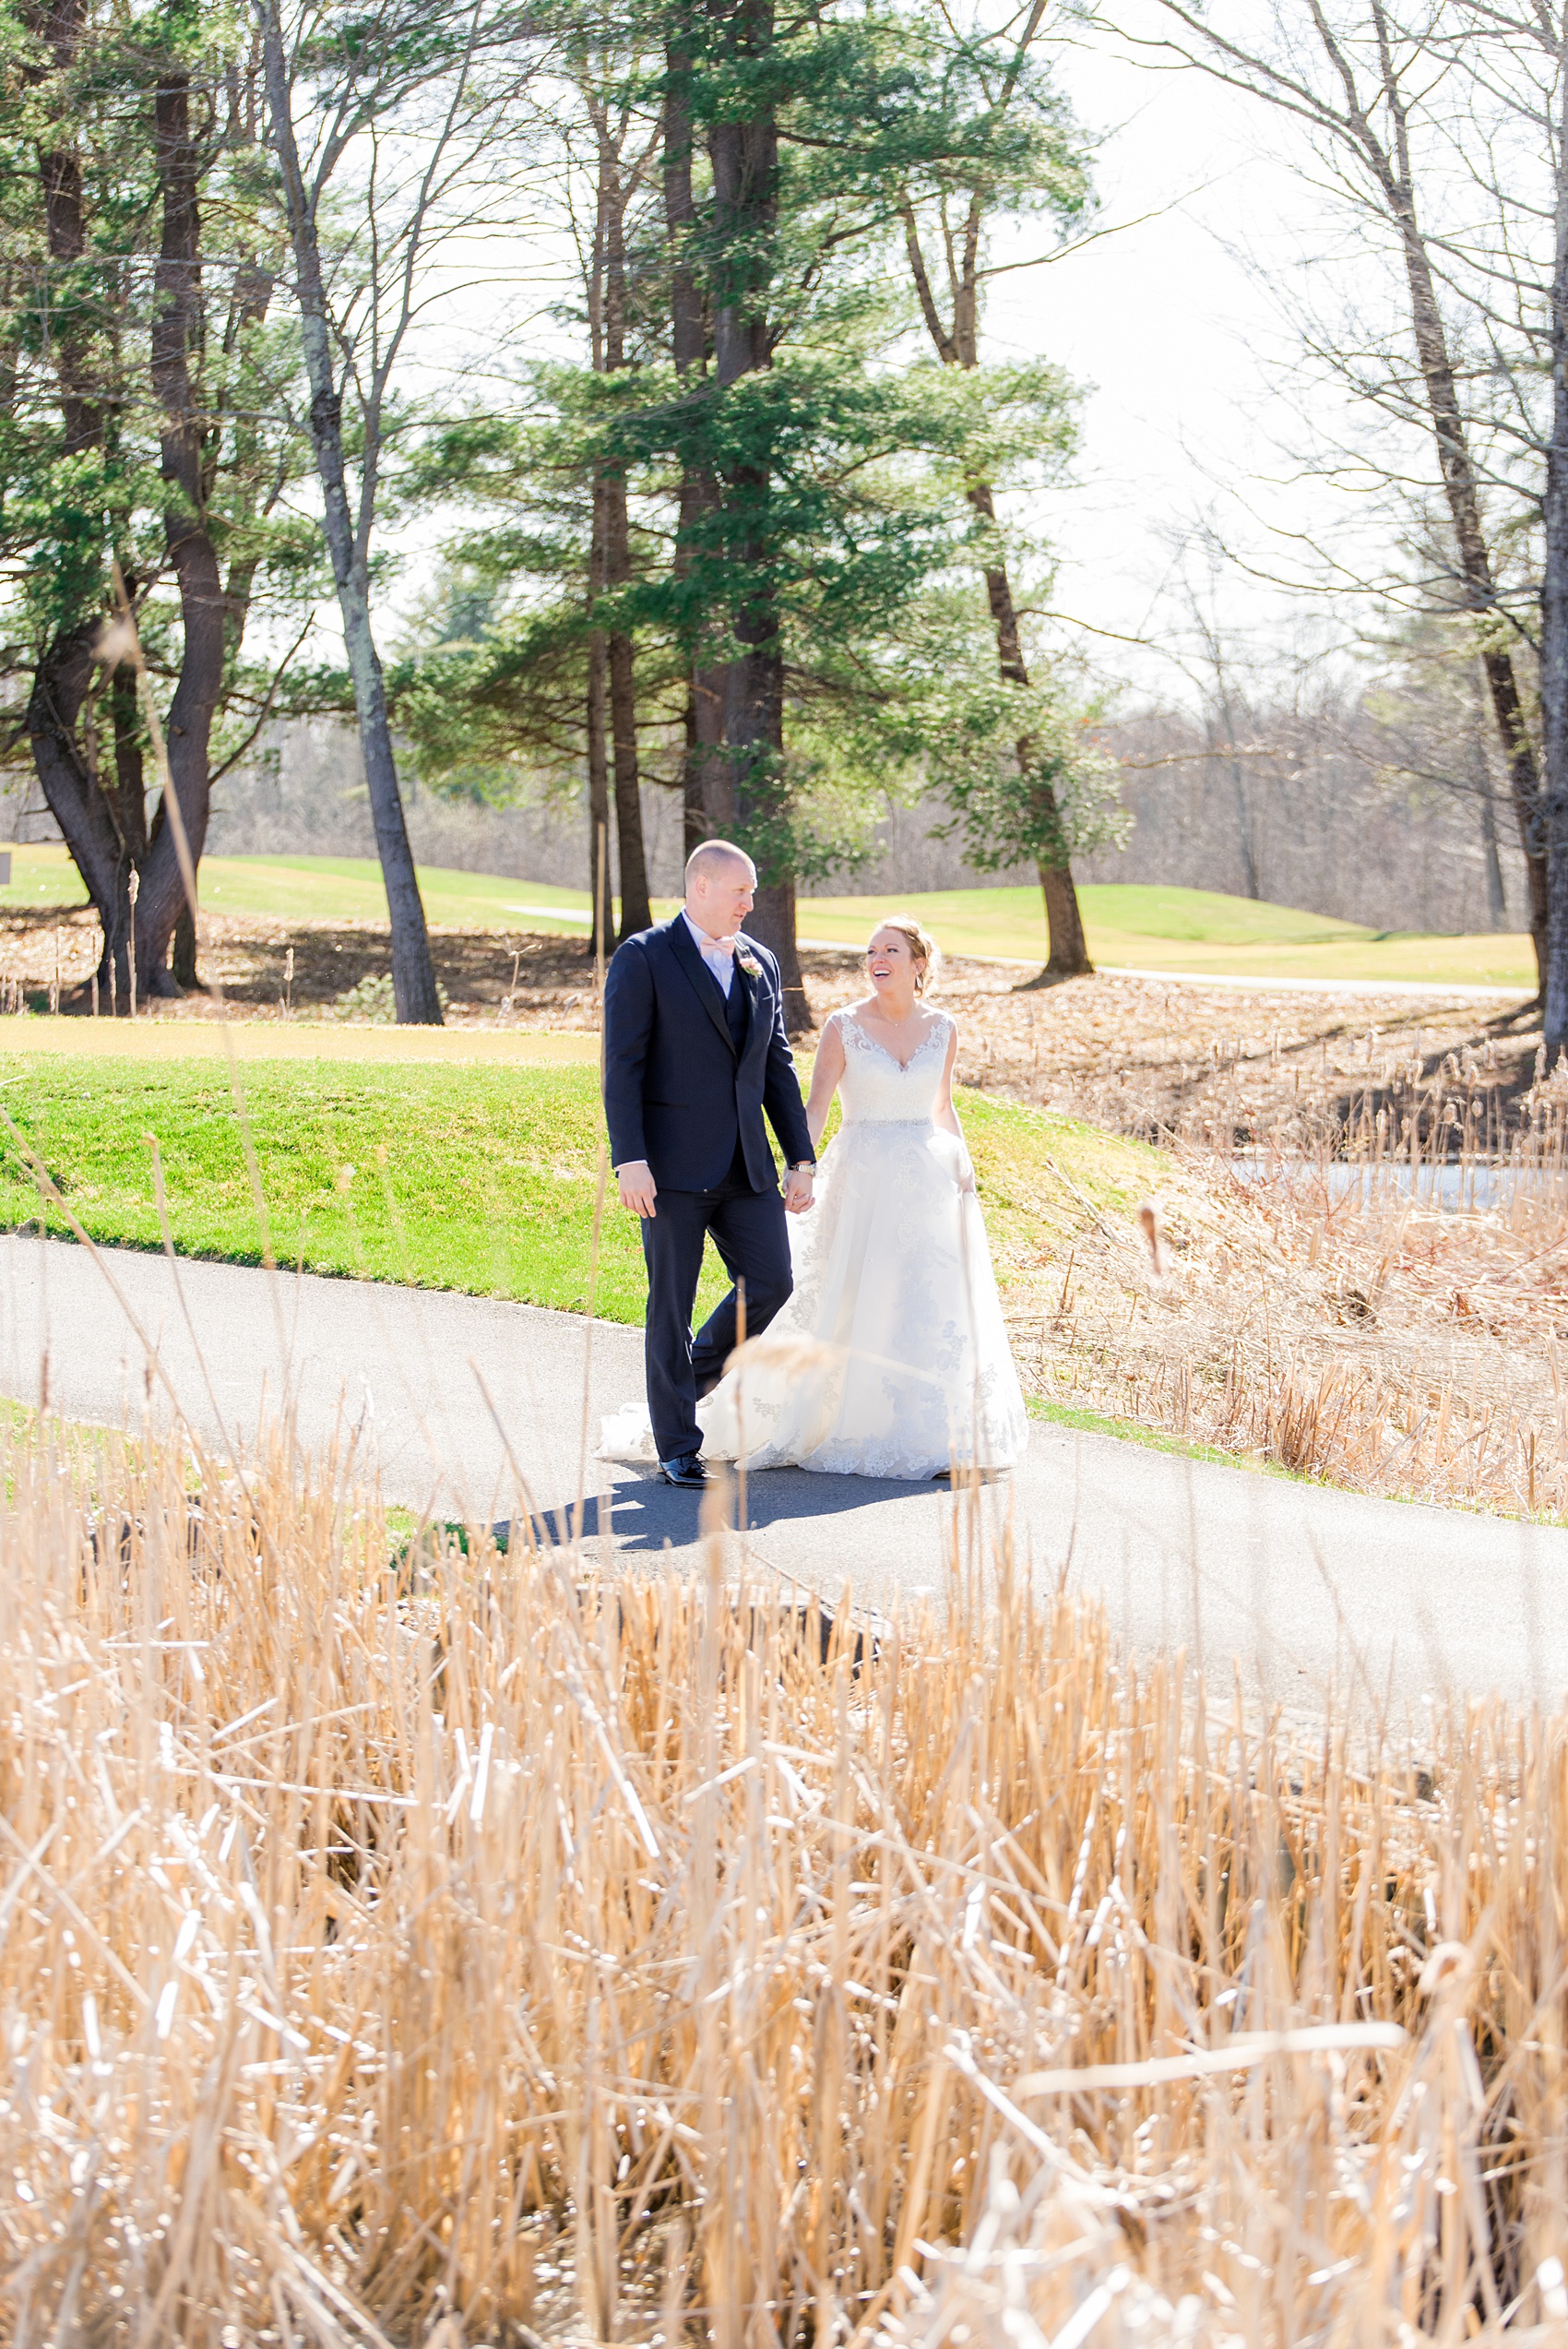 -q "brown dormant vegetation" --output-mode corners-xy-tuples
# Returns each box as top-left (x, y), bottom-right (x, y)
(0, 908), (611, 1031)
(981, 998), (1568, 1521)
(4, 1413), (1568, 2343)
(1011, 1114), (1568, 1517)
